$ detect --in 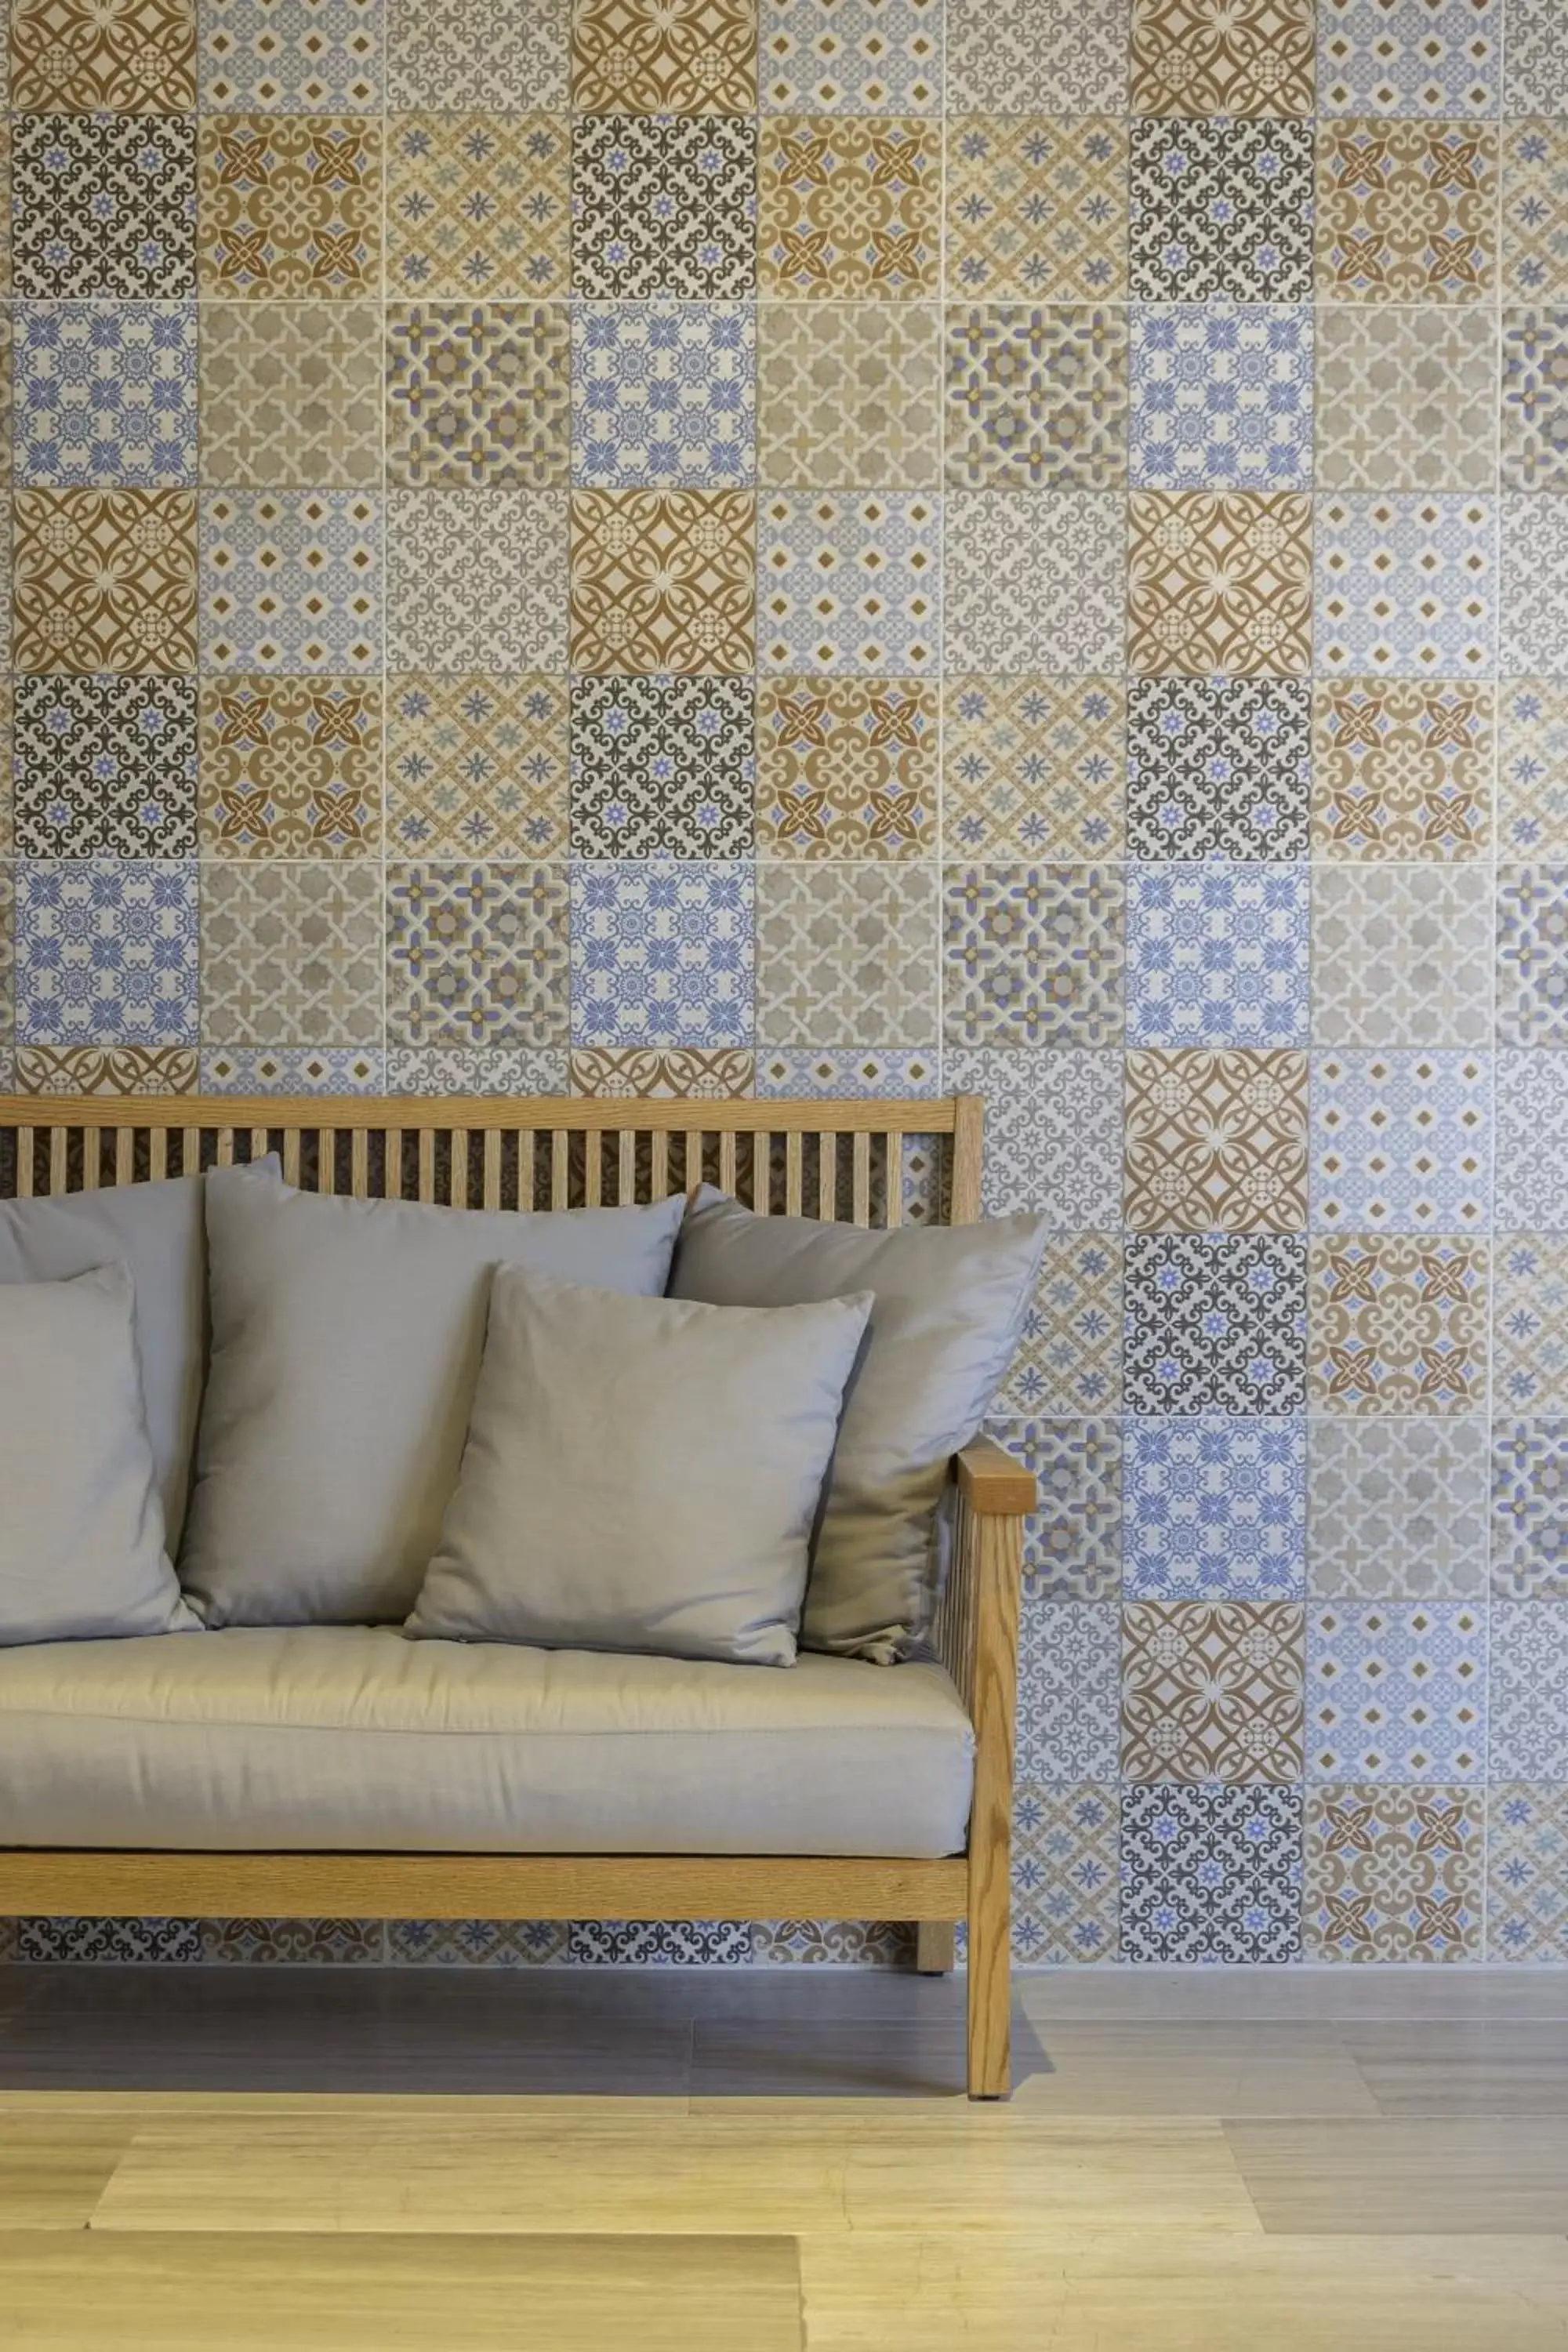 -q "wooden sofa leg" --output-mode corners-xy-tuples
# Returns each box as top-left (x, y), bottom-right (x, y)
(914, 1921), (956, 1975)
(966, 1880), (1011, 2100)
